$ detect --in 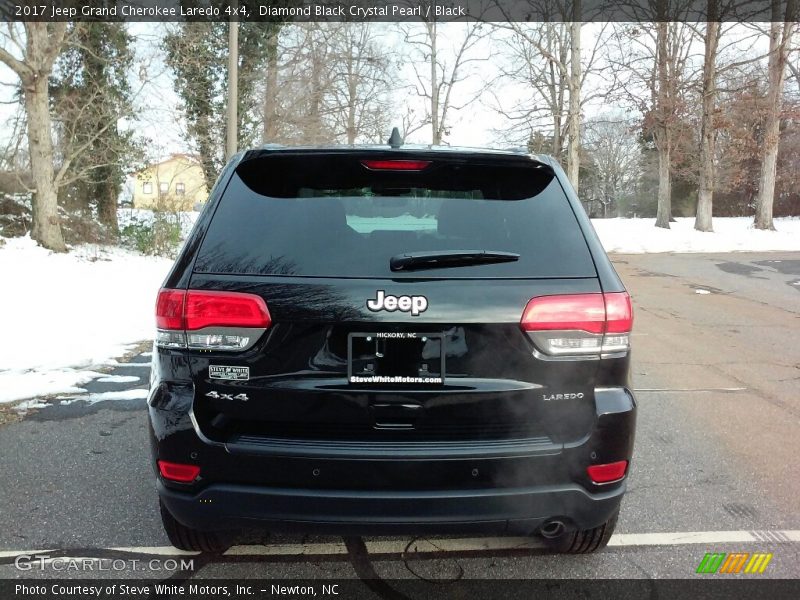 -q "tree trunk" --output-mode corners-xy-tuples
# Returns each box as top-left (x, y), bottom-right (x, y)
(429, 20), (440, 145)
(695, 18), (719, 232)
(552, 112), (562, 158)
(566, 6), (582, 193)
(346, 87), (357, 144)
(262, 30), (279, 143)
(755, 8), (792, 231)
(24, 74), (66, 252)
(226, 18), (239, 161)
(97, 178), (119, 237)
(197, 112), (218, 188)
(655, 131), (672, 229)
(346, 48), (357, 144)
(309, 46), (322, 144)
(654, 19), (671, 229)
(93, 163), (120, 237)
